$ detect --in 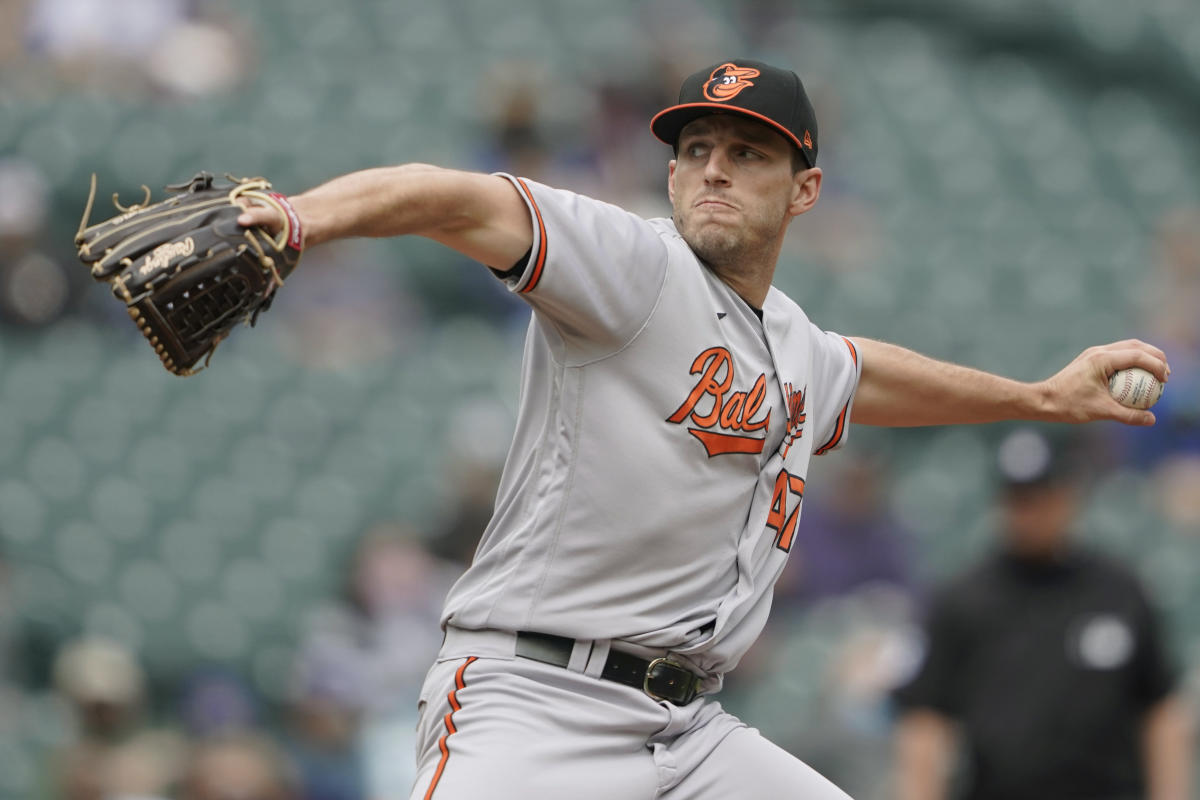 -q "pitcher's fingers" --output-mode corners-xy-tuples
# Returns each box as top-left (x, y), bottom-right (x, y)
(1107, 339), (1169, 368)
(1100, 348), (1170, 383)
(1110, 404), (1156, 427)
(237, 204), (284, 231)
